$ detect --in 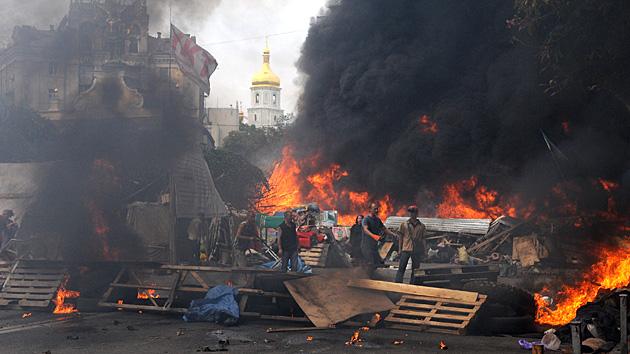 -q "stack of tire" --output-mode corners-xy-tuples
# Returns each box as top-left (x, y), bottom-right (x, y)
(462, 280), (536, 335)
